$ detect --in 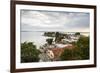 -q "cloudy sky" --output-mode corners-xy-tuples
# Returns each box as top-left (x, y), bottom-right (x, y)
(20, 10), (90, 32)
